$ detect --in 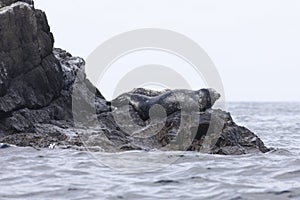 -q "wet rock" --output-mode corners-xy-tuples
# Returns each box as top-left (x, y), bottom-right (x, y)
(0, 143), (12, 148)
